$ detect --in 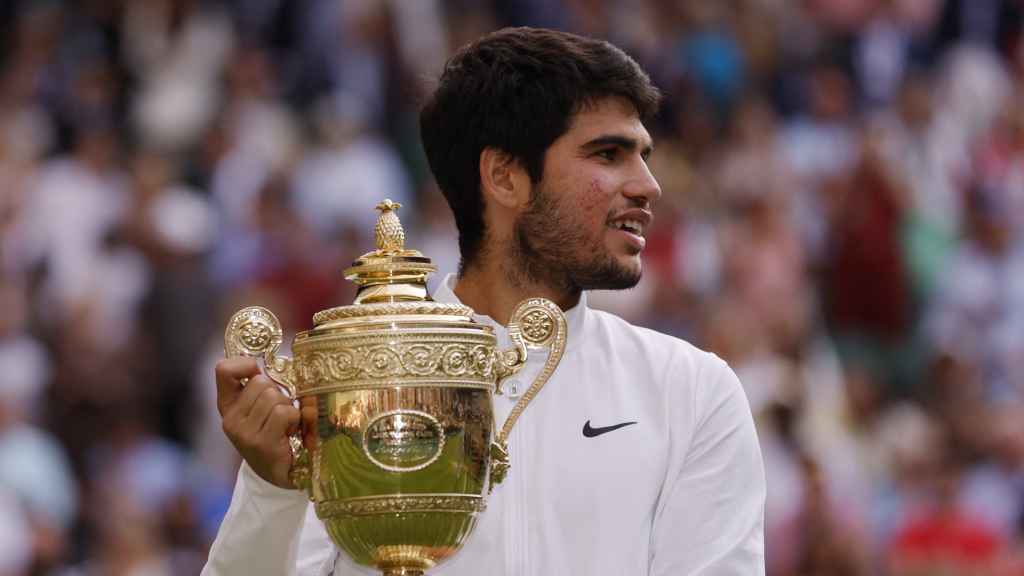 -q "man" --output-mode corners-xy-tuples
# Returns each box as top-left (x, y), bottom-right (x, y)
(204, 27), (765, 575)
